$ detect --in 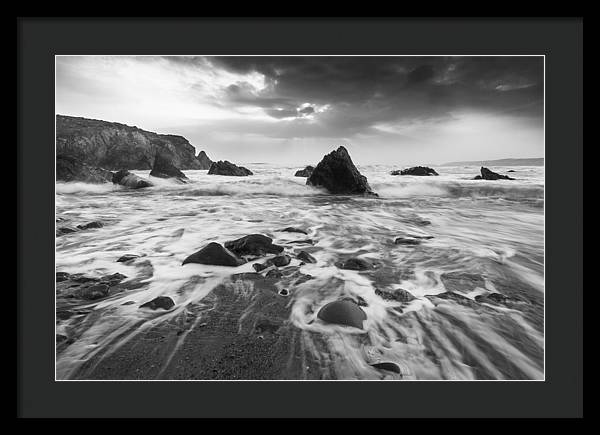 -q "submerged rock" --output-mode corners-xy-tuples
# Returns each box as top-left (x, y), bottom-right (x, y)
(474, 167), (515, 180)
(253, 263), (269, 272)
(375, 288), (416, 303)
(279, 227), (308, 235)
(112, 170), (153, 188)
(306, 146), (377, 196)
(391, 166), (438, 176)
(294, 165), (314, 177)
(317, 299), (367, 329)
(208, 160), (253, 176)
(77, 221), (103, 230)
(117, 254), (140, 263)
(56, 226), (78, 236)
(140, 296), (175, 311)
(394, 237), (421, 245)
(297, 250), (316, 264)
(149, 153), (188, 182)
(182, 242), (246, 267)
(224, 234), (284, 258)
(56, 272), (70, 282)
(336, 257), (373, 271)
(56, 154), (114, 184)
